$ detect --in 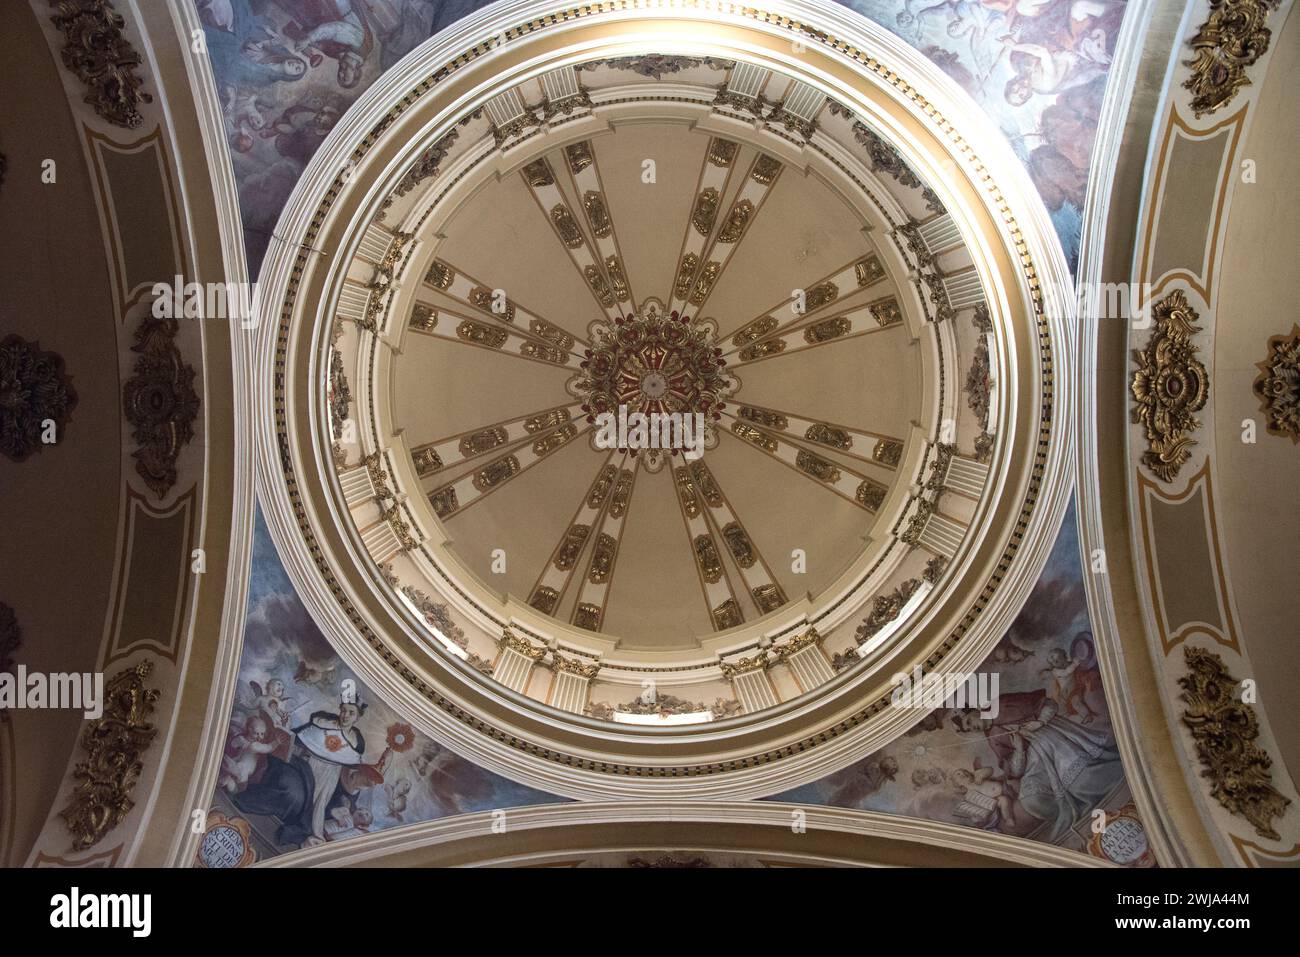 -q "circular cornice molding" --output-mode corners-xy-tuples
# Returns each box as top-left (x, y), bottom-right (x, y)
(252, 0), (1075, 799)
(263, 801), (1109, 868)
